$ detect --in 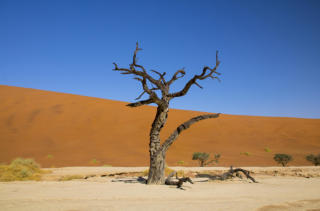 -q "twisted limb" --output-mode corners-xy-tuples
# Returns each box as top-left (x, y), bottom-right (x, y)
(165, 171), (194, 189)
